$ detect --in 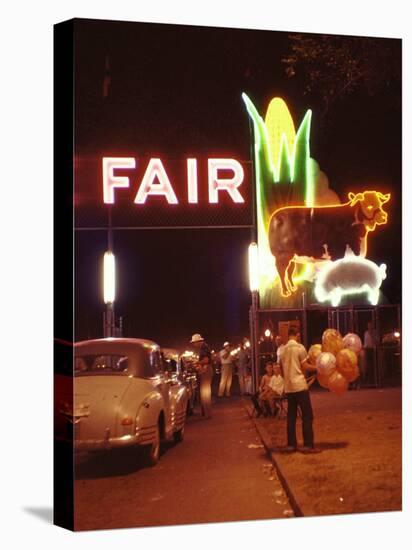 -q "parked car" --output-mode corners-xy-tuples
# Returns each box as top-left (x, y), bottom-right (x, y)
(54, 338), (74, 448)
(162, 348), (197, 414)
(55, 338), (189, 466)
